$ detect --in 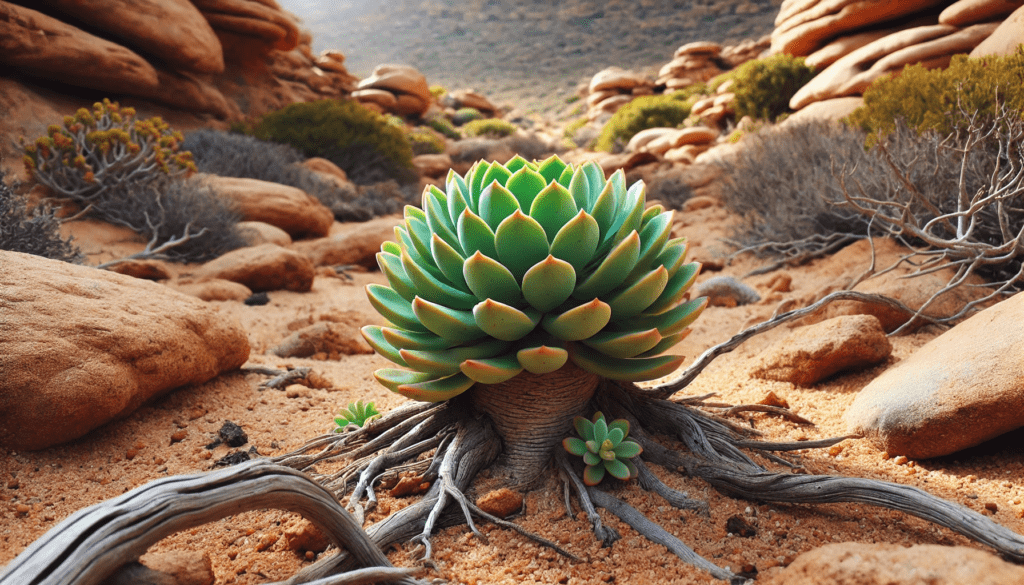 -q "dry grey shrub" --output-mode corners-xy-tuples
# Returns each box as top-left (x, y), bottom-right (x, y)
(183, 129), (418, 221)
(0, 172), (82, 263)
